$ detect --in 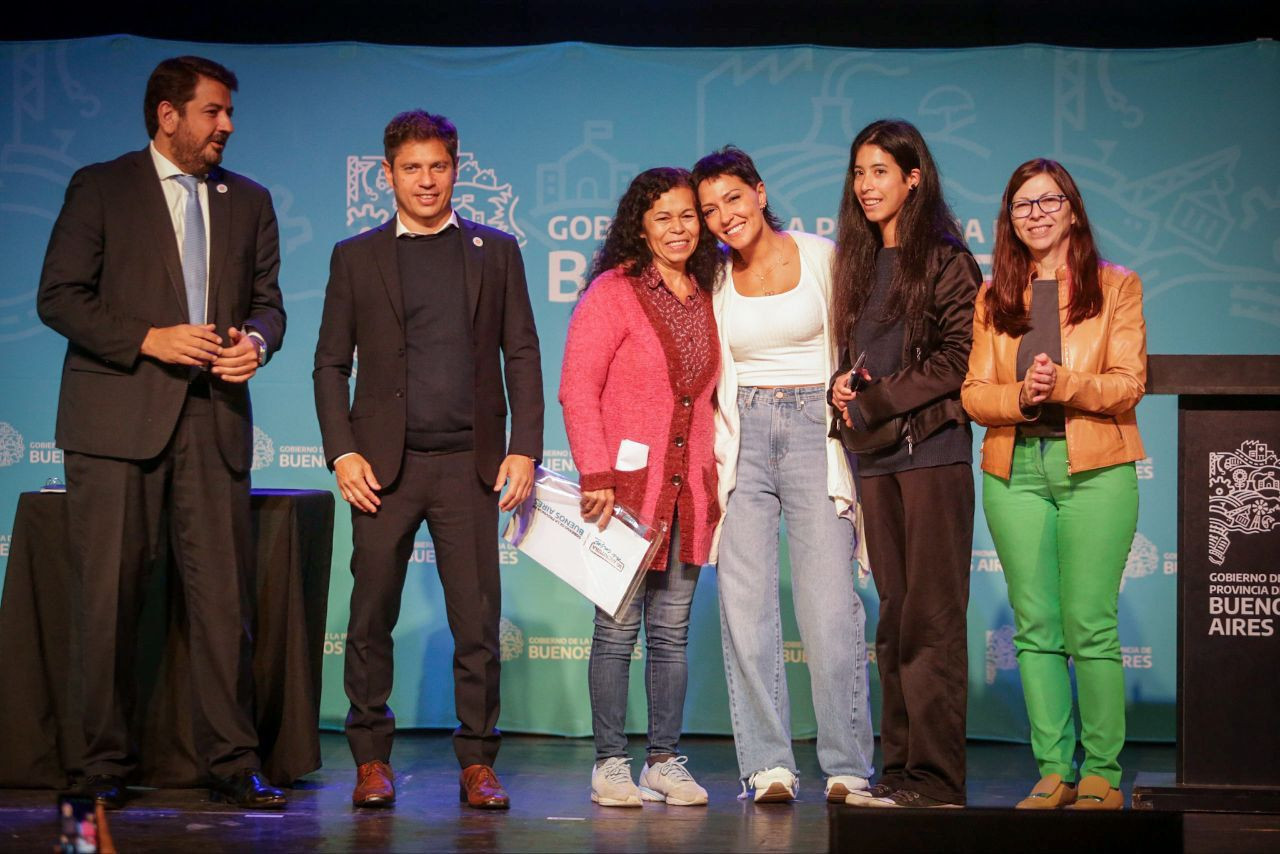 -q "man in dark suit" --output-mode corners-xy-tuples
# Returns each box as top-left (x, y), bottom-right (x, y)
(314, 110), (543, 810)
(36, 56), (286, 809)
